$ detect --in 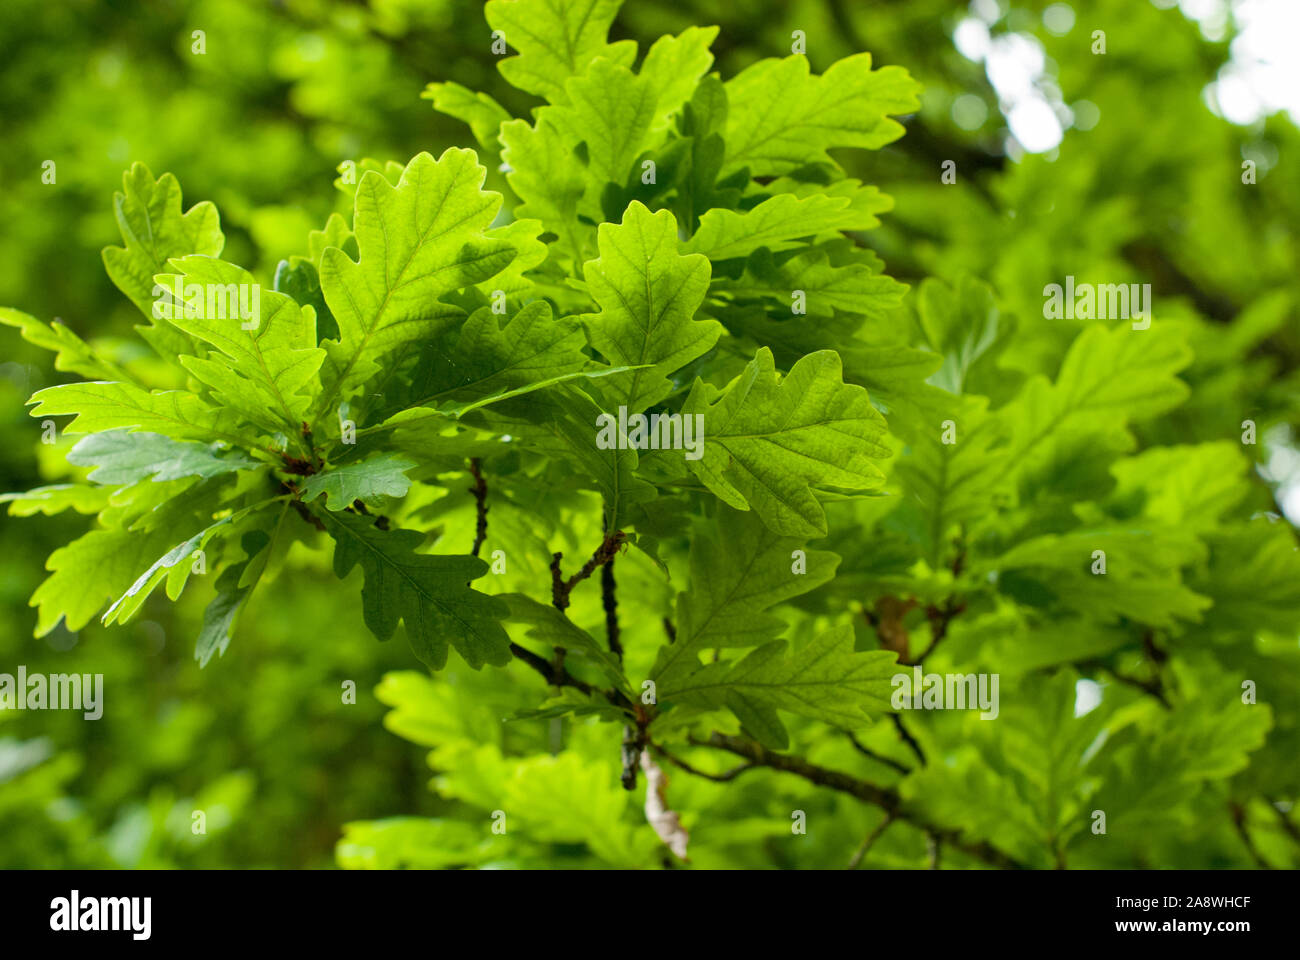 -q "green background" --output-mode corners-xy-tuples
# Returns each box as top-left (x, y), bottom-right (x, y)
(1, 0), (1296, 868)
